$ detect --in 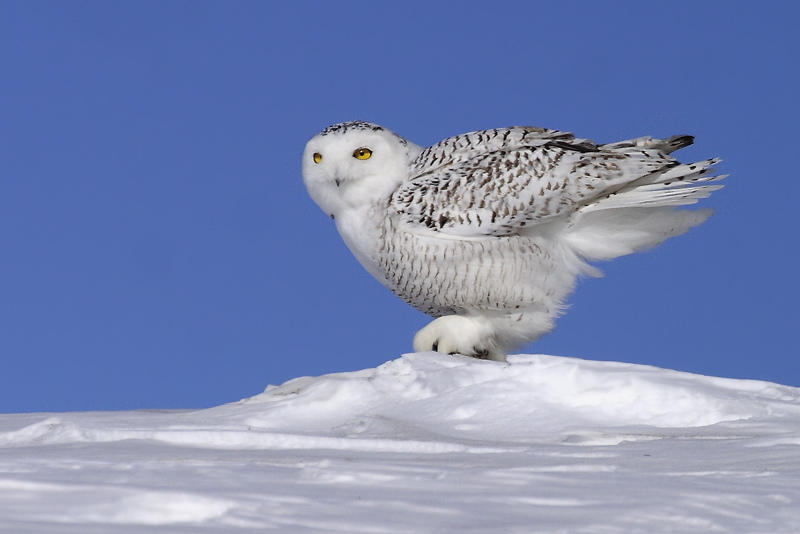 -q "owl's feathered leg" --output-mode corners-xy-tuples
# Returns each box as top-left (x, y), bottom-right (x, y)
(413, 315), (505, 361)
(413, 308), (556, 362)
